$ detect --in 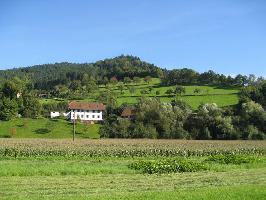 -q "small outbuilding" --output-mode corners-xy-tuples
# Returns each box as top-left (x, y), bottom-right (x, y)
(50, 111), (60, 118)
(121, 106), (136, 119)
